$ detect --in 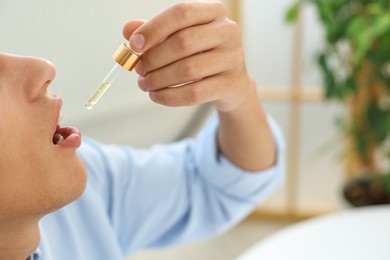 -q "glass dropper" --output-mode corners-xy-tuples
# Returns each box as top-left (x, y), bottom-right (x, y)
(85, 43), (140, 110)
(85, 63), (123, 109)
